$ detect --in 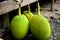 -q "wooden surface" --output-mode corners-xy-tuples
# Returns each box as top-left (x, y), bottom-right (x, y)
(0, 0), (37, 15)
